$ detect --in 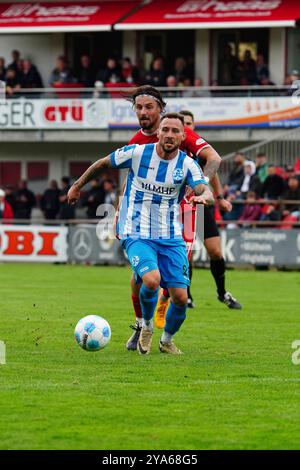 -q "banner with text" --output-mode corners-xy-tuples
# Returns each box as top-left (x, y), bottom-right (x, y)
(0, 99), (108, 129)
(108, 96), (300, 129)
(0, 225), (300, 266)
(193, 229), (300, 266)
(0, 225), (68, 262)
(1, 96), (300, 129)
